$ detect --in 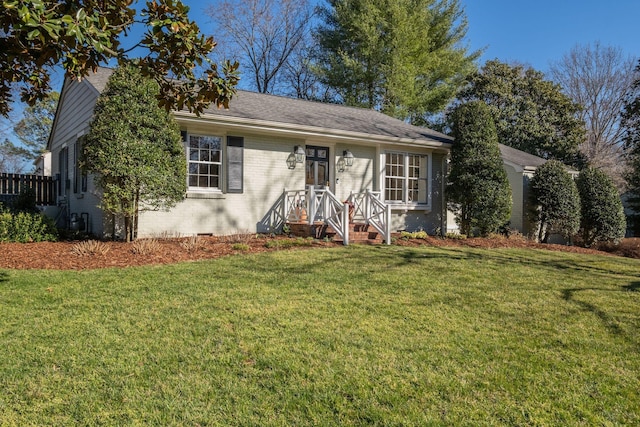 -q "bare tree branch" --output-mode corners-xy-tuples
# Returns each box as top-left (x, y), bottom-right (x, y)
(206, 0), (315, 94)
(550, 42), (638, 190)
